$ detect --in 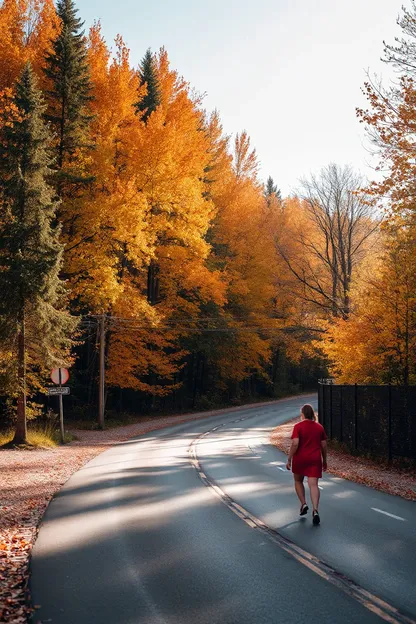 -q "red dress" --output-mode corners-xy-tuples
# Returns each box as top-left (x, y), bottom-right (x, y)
(291, 420), (327, 478)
